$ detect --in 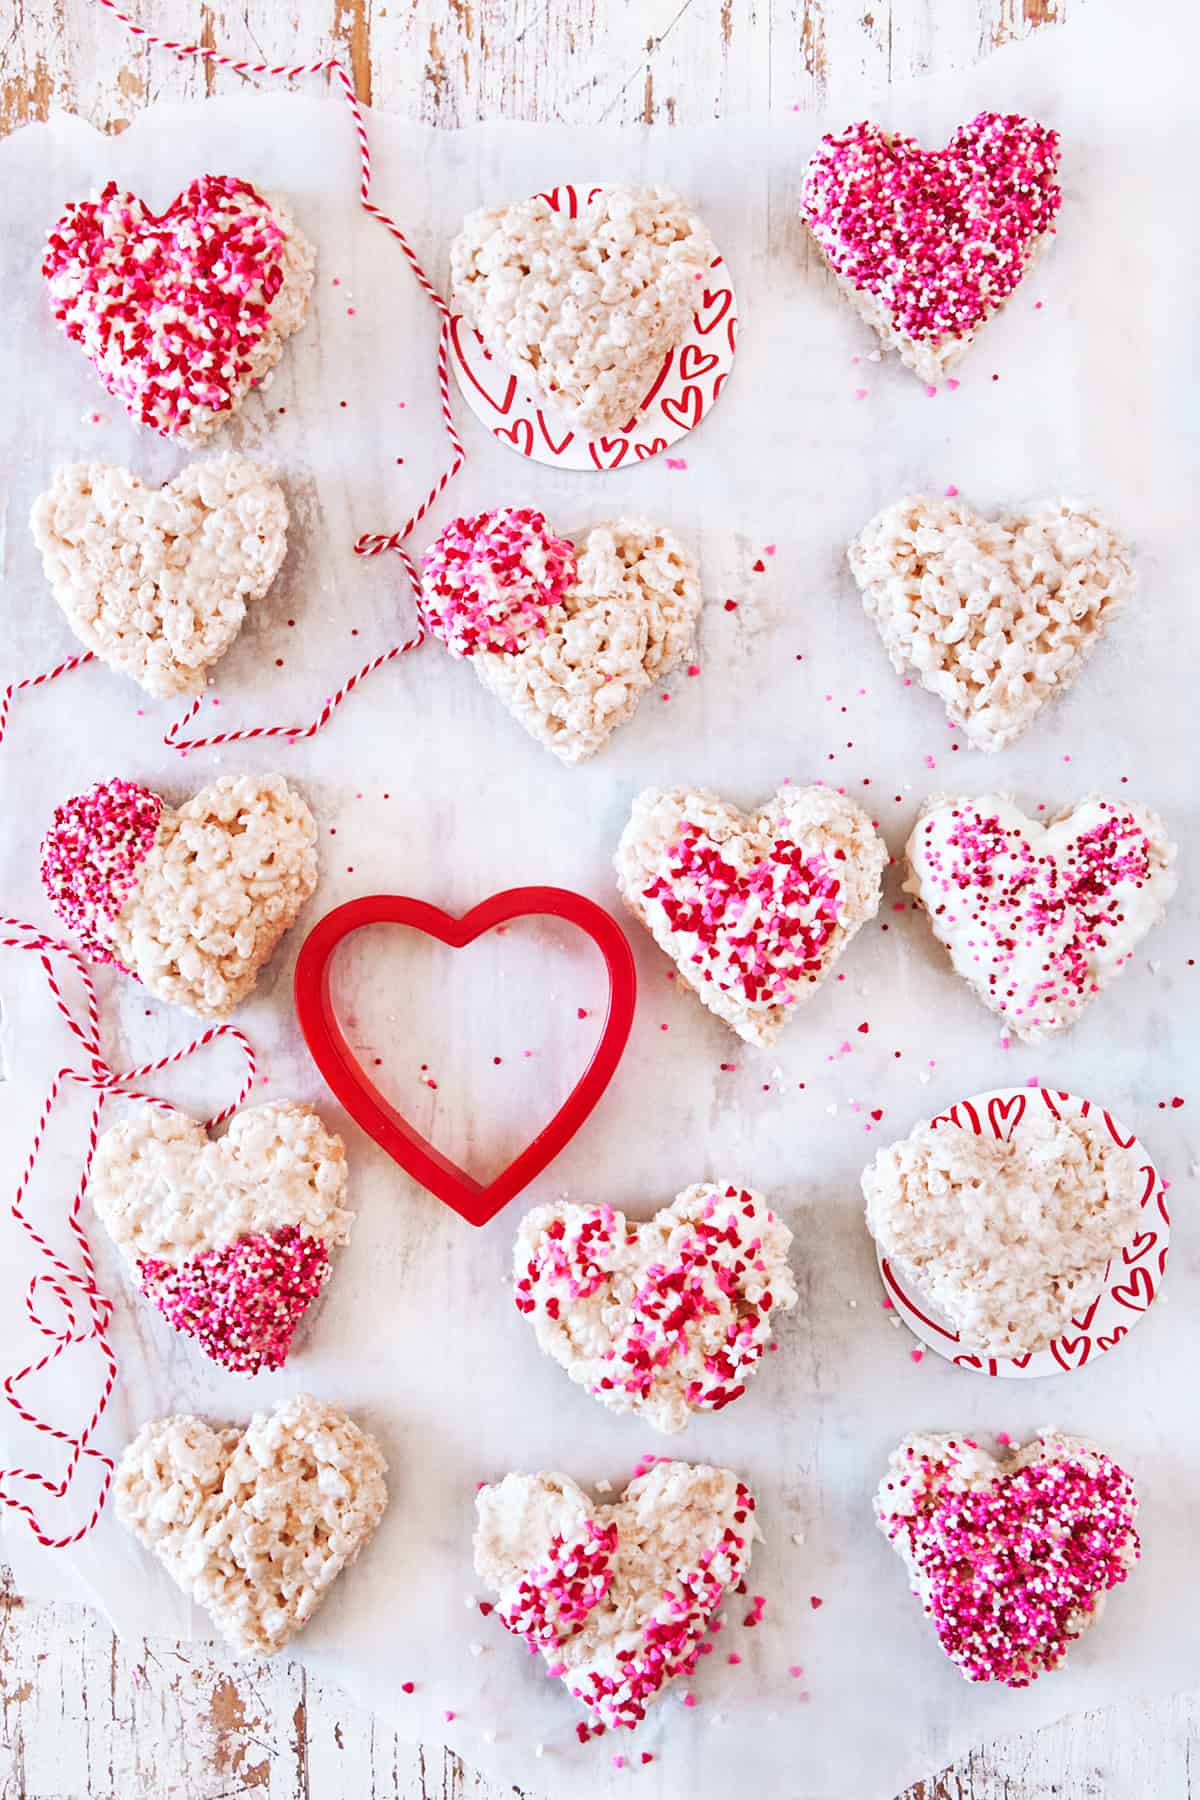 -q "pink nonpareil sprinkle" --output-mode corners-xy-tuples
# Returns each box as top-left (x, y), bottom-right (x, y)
(944, 483), (959, 497)
(665, 456), (688, 469)
(788, 1664), (804, 1678)
(443, 1710), (456, 1723)
(910, 1347), (925, 1364)
(401, 1681), (414, 1694)
(853, 387), (869, 400)
(809, 1595), (824, 1610)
